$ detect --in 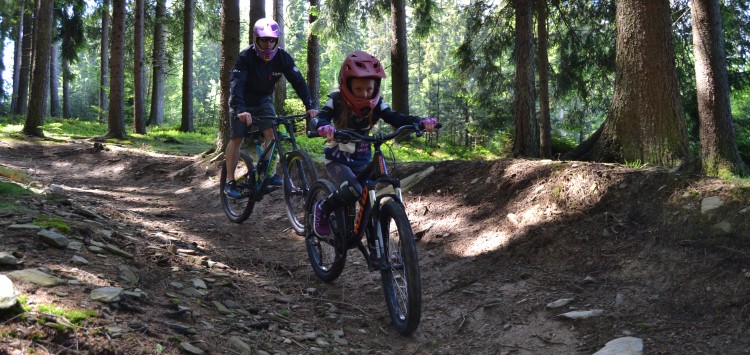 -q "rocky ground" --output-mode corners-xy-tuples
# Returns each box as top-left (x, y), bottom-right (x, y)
(1, 137), (750, 355)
